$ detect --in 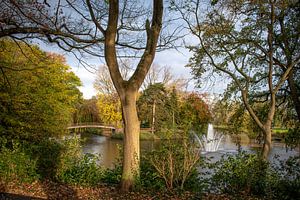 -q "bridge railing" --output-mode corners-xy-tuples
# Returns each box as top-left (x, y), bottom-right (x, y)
(69, 122), (115, 127)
